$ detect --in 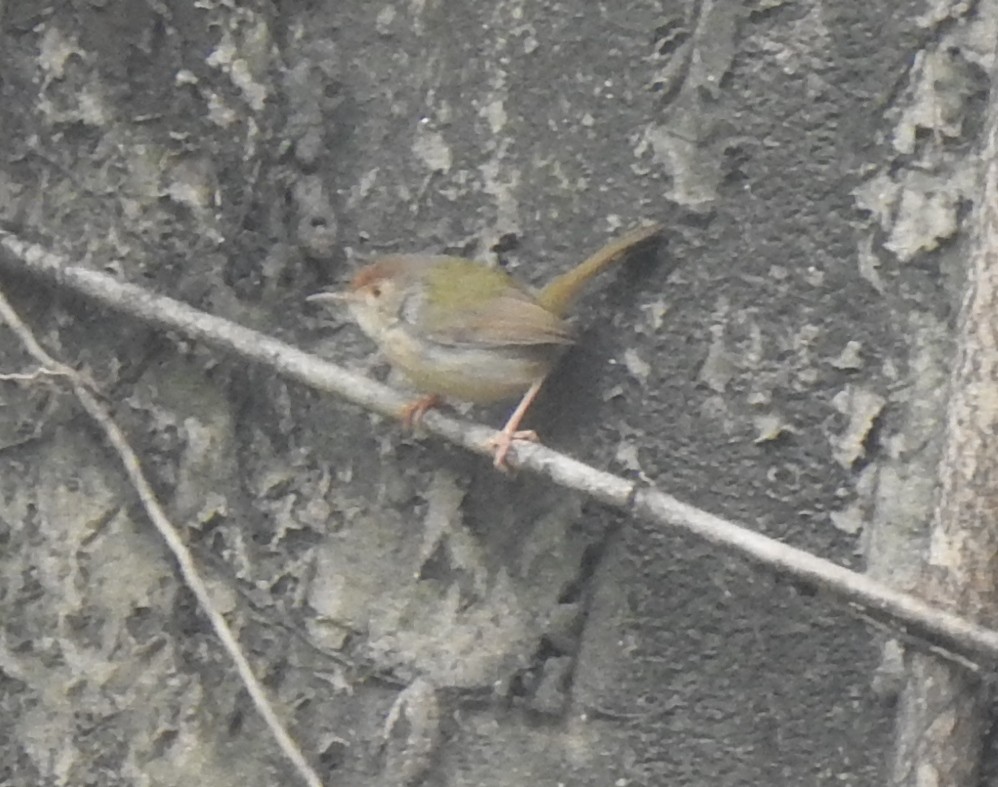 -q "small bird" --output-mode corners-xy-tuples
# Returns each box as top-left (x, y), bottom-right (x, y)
(308, 223), (662, 468)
